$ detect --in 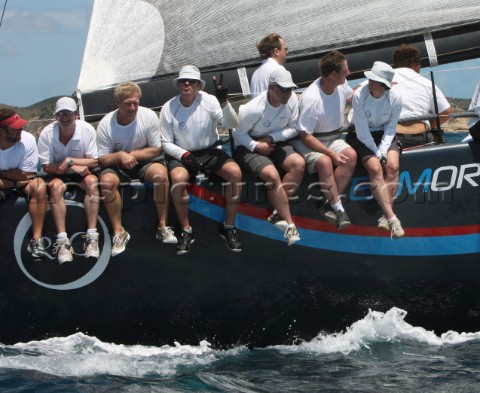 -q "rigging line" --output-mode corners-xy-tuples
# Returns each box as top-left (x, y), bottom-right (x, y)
(0, 0), (7, 30)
